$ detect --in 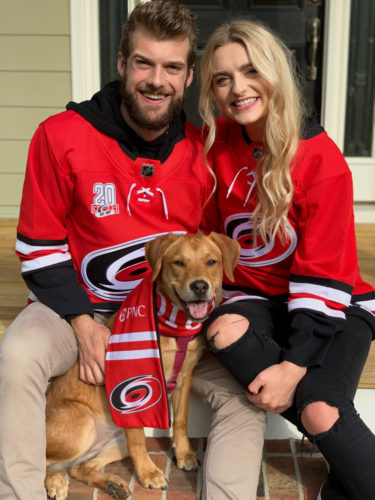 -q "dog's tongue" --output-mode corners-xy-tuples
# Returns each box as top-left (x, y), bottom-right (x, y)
(187, 301), (209, 320)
